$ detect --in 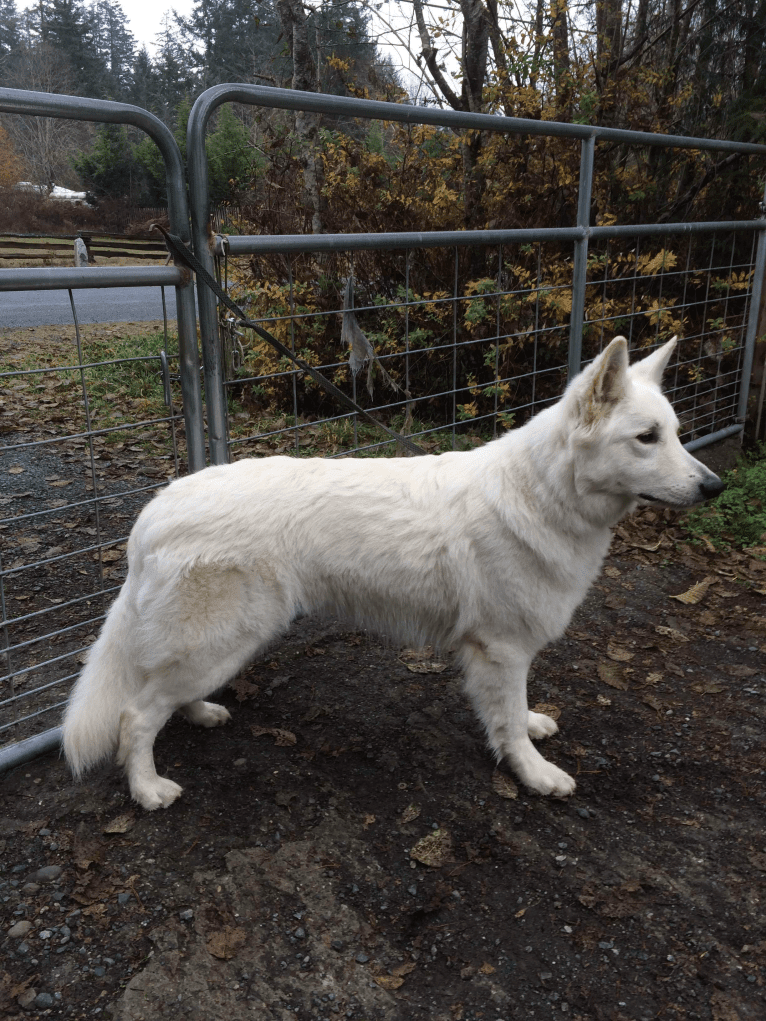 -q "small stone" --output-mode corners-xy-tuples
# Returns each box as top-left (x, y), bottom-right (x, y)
(92, 966), (106, 977)
(8, 920), (33, 938)
(331, 940), (344, 952)
(39, 929), (53, 940)
(38, 828), (52, 837)
(408, 885), (418, 896)
(294, 927), (305, 939)
(354, 952), (369, 964)
(117, 893), (132, 905)
(34, 992), (55, 1009)
(21, 883), (40, 895)
(178, 908), (193, 921)
(34, 865), (62, 883)
(577, 808), (590, 819)
(17, 988), (37, 1009)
